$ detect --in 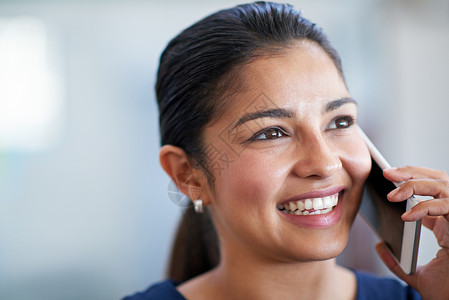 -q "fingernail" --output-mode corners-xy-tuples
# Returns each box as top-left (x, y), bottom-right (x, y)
(384, 167), (398, 172)
(387, 188), (399, 198)
(401, 210), (411, 220)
